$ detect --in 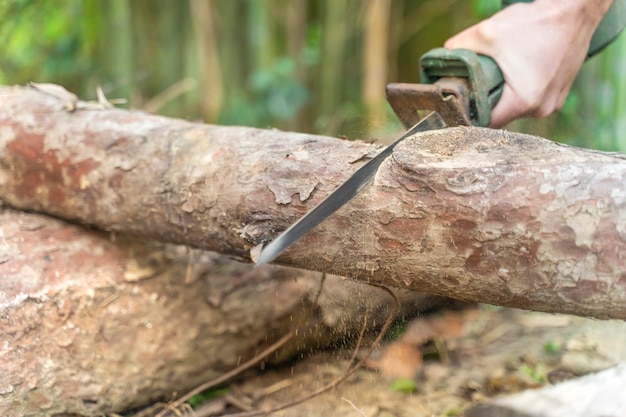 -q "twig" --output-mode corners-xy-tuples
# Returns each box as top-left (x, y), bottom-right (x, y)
(192, 398), (227, 417)
(346, 301), (368, 370)
(341, 397), (367, 417)
(224, 394), (254, 412)
(162, 331), (294, 417)
(132, 330), (294, 417)
(142, 78), (196, 113)
(313, 272), (327, 305)
(220, 284), (400, 417)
